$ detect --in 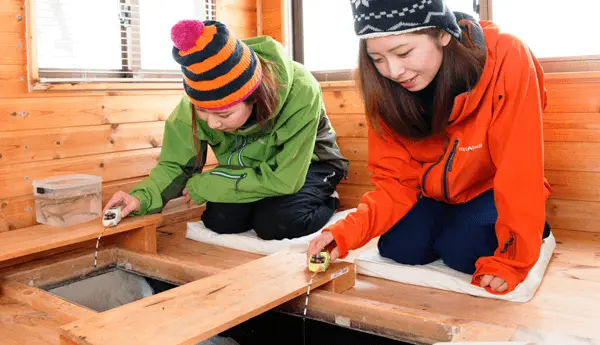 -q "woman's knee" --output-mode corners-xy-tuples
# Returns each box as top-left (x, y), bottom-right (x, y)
(253, 206), (333, 240)
(201, 202), (253, 234)
(433, 225), (497, 274)
(378, 234), (438, 265)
